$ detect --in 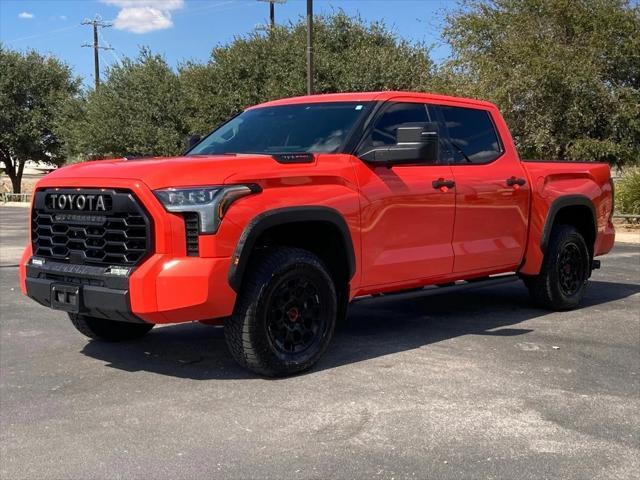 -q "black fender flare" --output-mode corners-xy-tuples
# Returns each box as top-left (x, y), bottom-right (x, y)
(228, 206), (356, 292)
(540, 194), (597, 253)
